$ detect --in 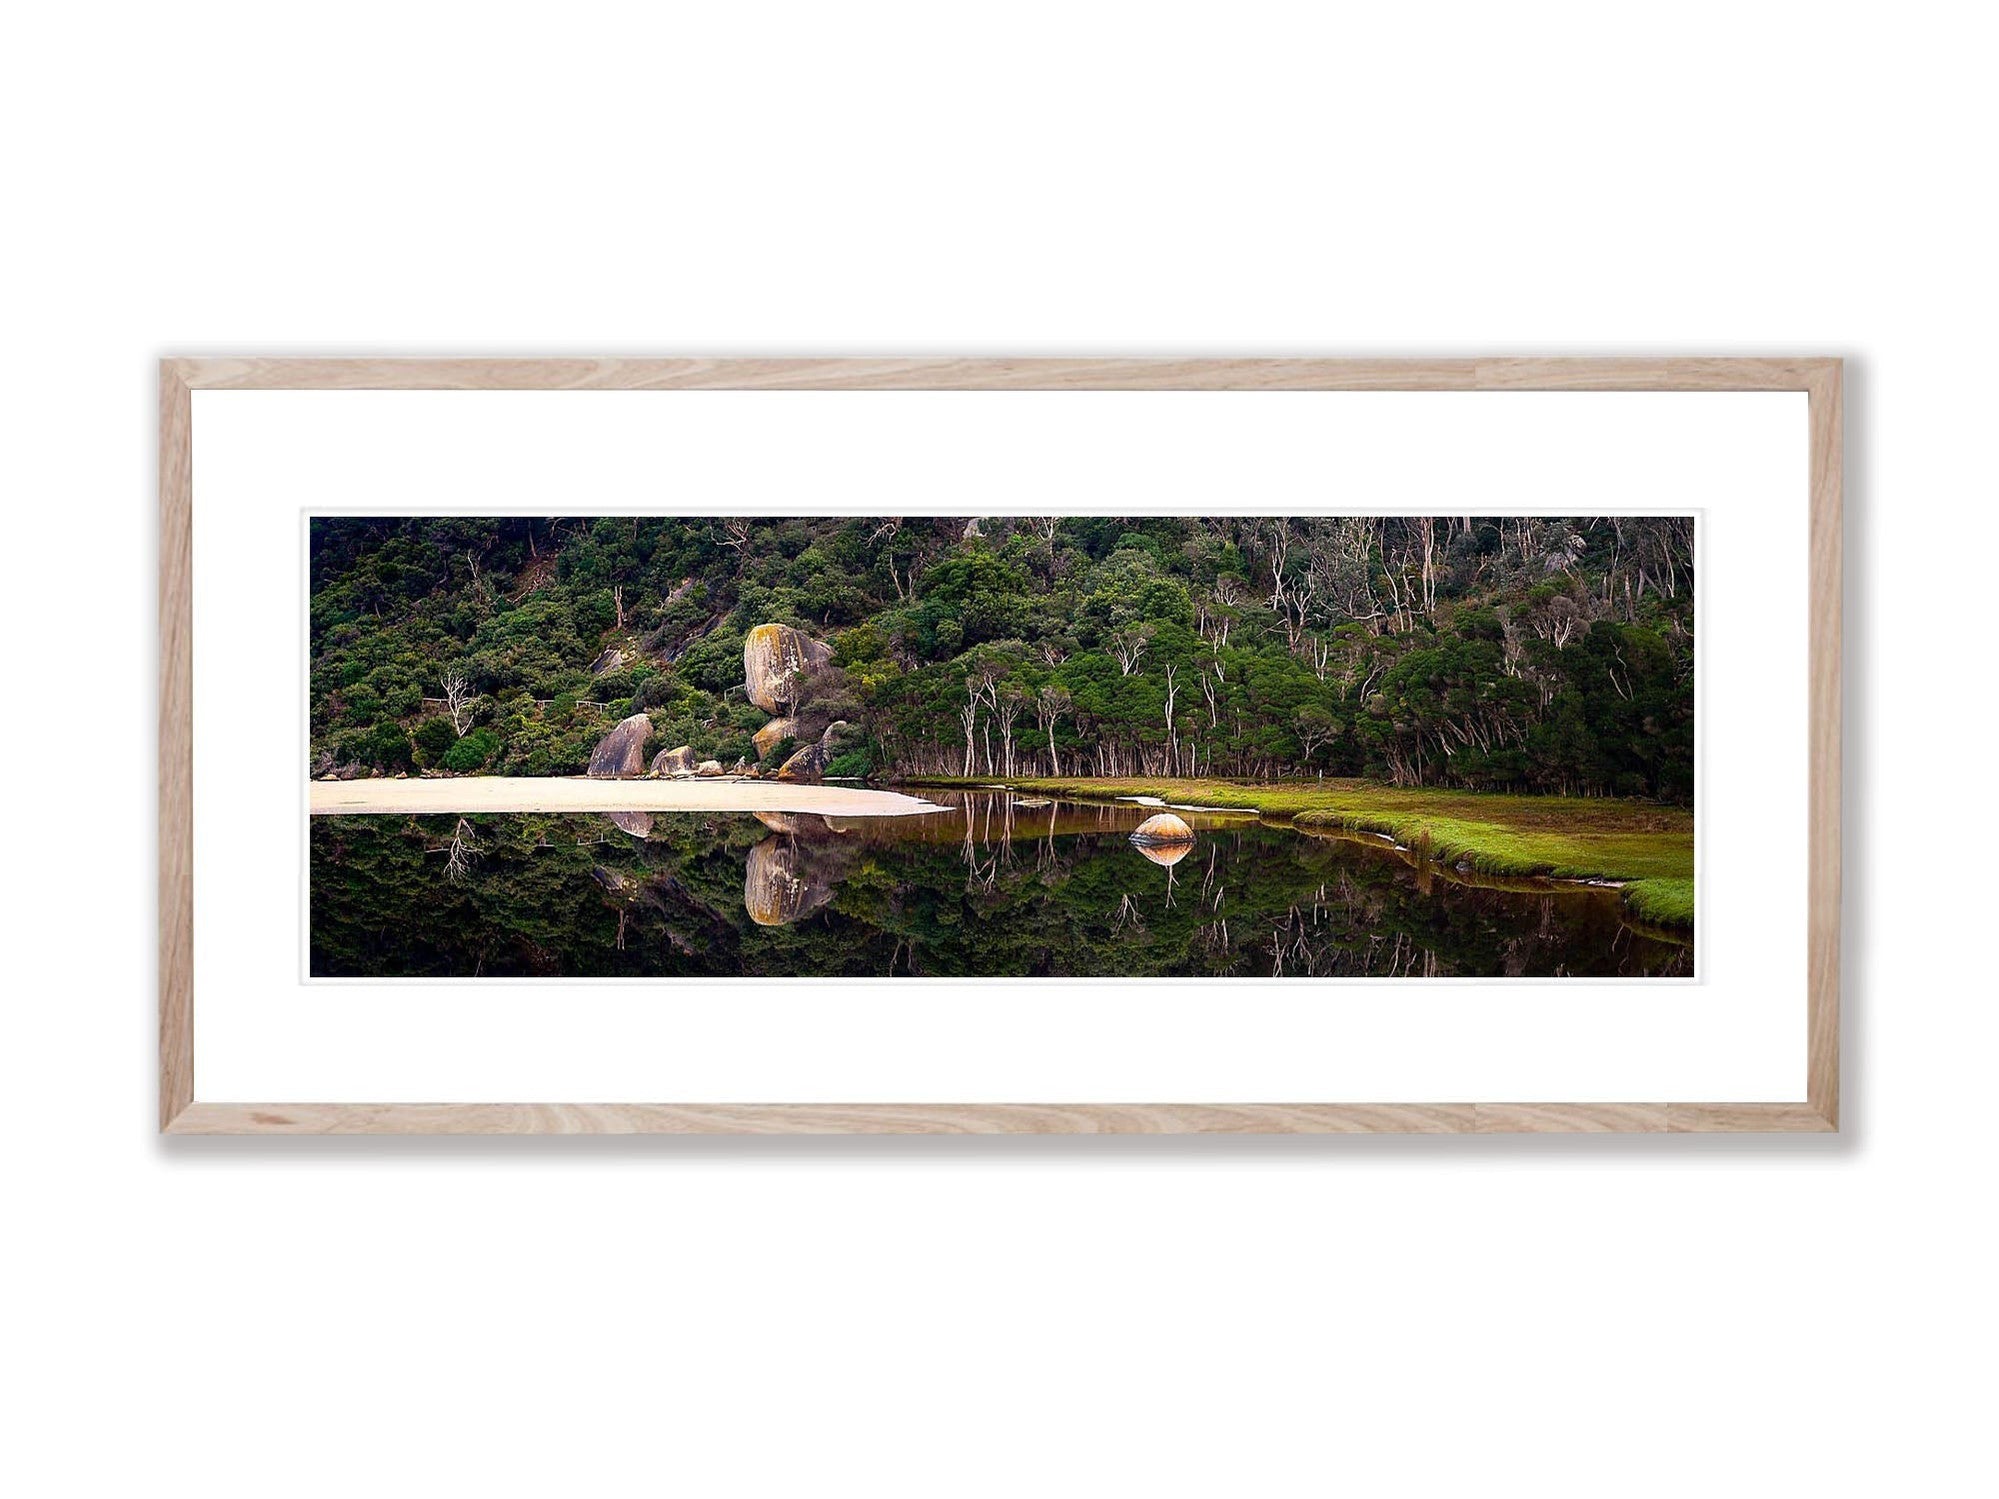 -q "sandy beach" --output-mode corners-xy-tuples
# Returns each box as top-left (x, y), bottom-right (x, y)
(309, 776), (949, 817)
